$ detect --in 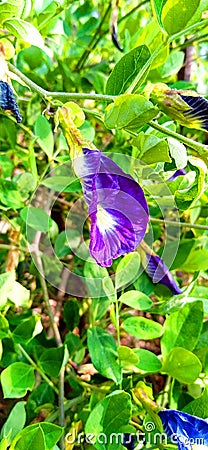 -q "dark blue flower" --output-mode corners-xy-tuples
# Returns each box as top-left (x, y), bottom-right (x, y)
(0, 80), (22, 123)
(145, 253), (182, 295)
(159, 409), (208, 450)
(74, 148), (149, 267)
(122, 433), (135, 449)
